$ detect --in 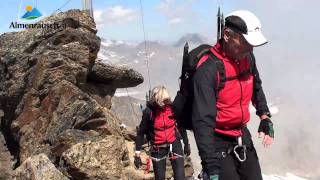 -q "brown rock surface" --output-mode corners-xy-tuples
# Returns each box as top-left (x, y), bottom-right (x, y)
(13, 153), (69, 180)
(0, 131), (13, 180)
(88, 62), (143, 88)
(61, 135), (128, 179)
(0, 8), (195, 180)
(0, 9), (144, 179)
